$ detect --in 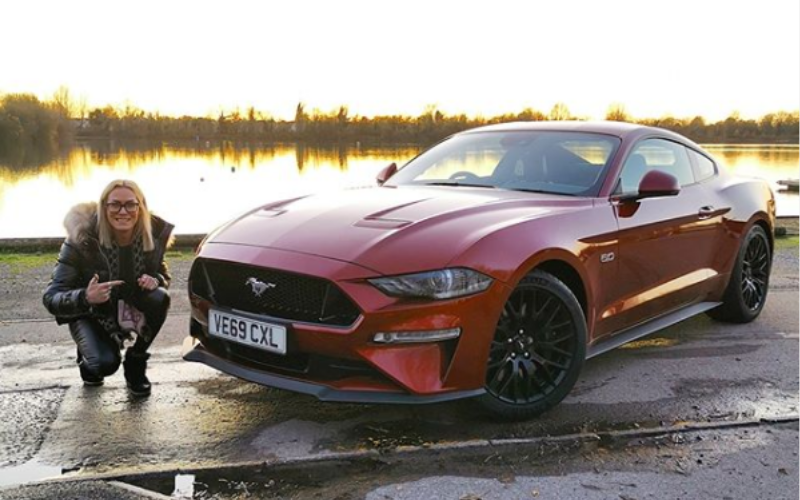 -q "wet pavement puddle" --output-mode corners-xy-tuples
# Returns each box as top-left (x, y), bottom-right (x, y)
(0, 459), (62, 487)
